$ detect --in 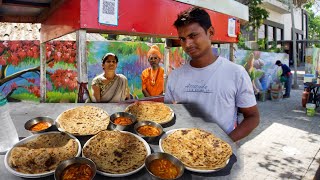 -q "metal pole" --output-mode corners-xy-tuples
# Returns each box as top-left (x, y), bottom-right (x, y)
(163, 39), (170, 94)
(290, 0), (299, 89)
(40, 42), (46, 103)
(229, 43), (234, 62)
(76, 30), (89, 103)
